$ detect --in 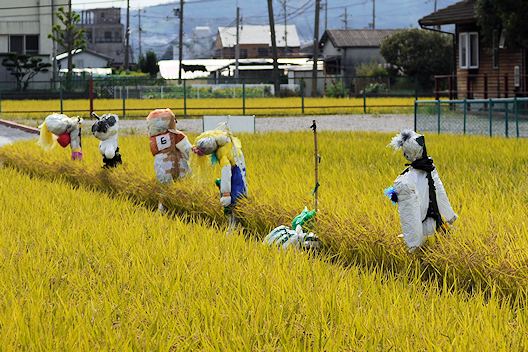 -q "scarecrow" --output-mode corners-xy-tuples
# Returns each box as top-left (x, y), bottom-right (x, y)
(38, 113), (83, 160)
(386, 129), (458, 251)
(147, 108), (192, 211)
(192, 127), (247, 226)
(91, 113), (122, 168)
